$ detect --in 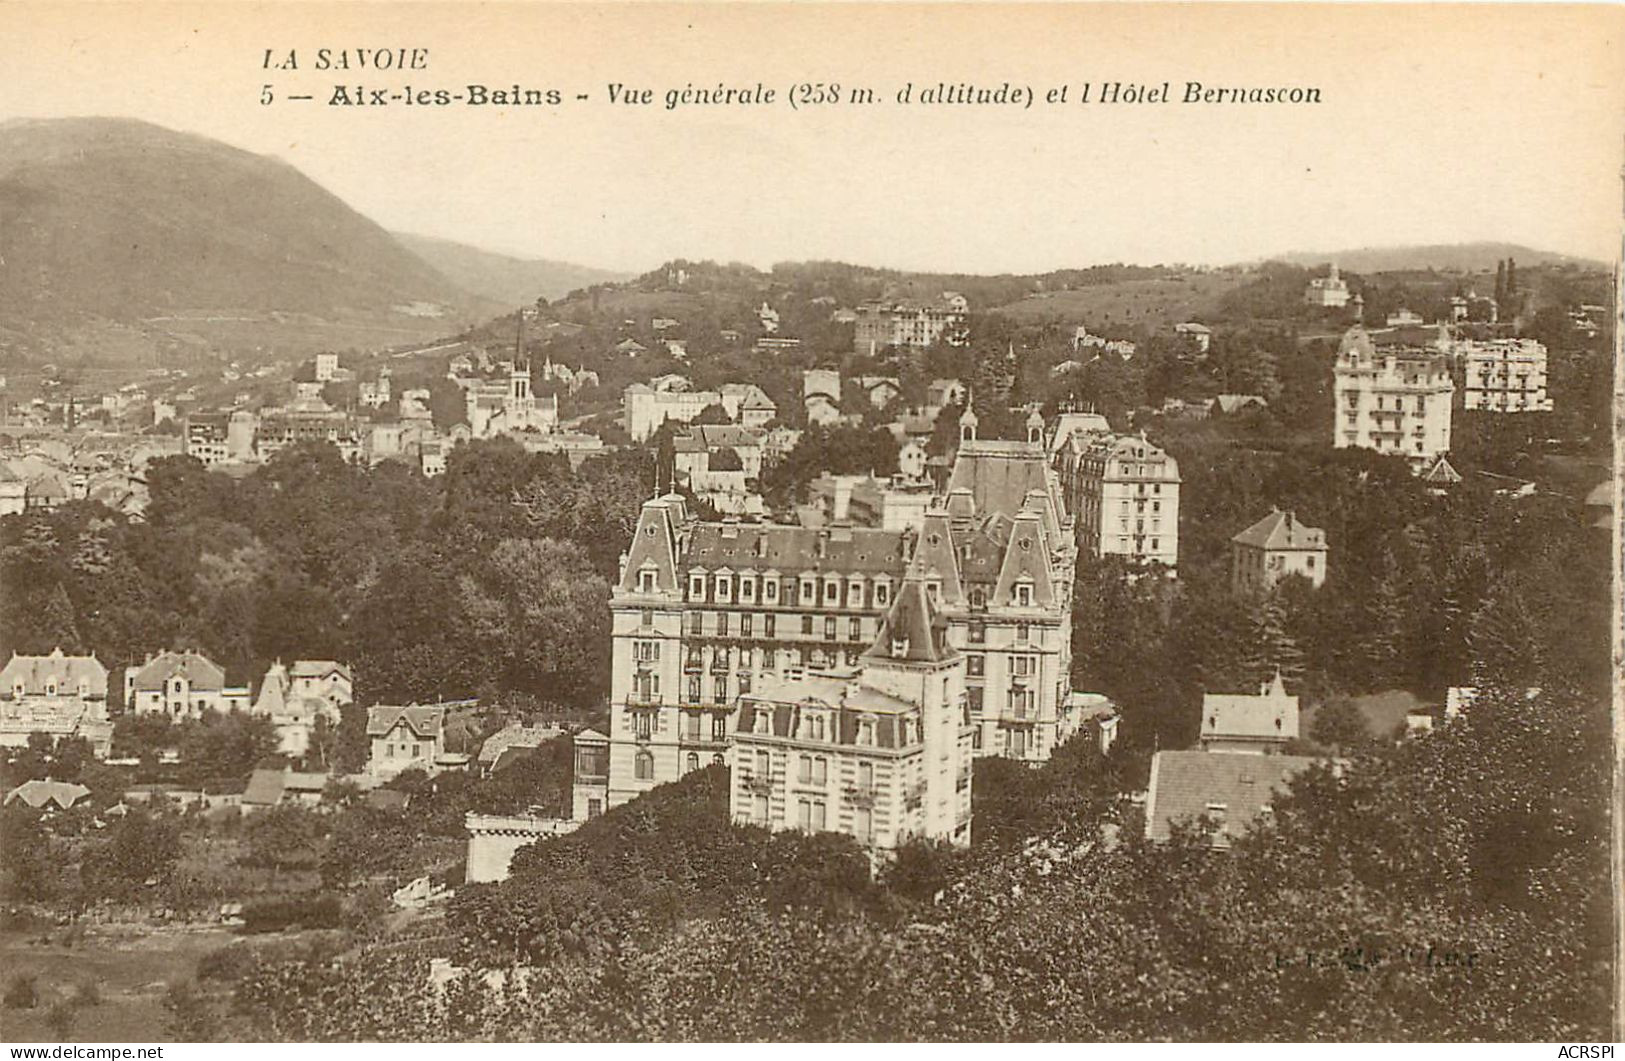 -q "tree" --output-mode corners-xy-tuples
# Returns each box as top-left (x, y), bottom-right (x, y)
(241, 806), (326, 886)
(1307, 697), (1371, 751)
